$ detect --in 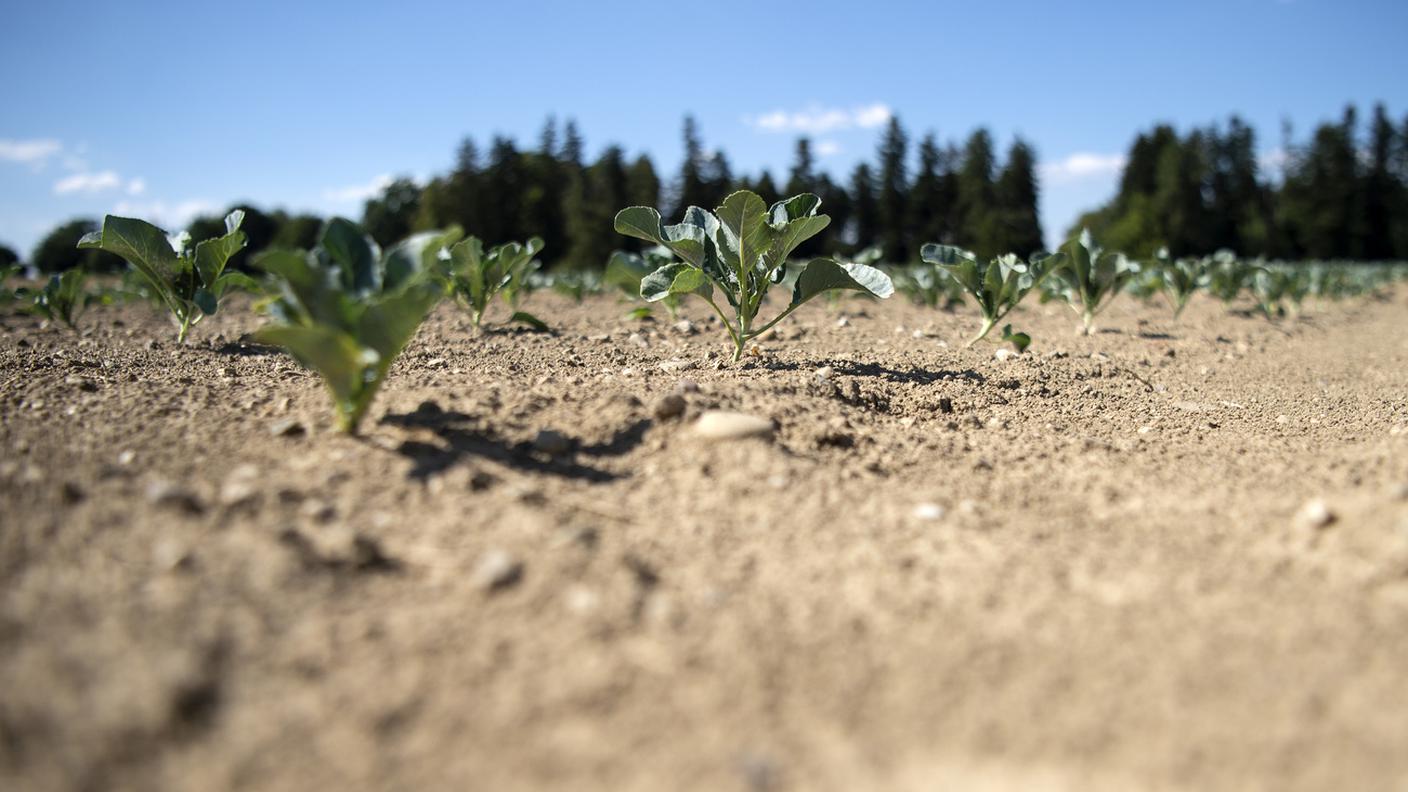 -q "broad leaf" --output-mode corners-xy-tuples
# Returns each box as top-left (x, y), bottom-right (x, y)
(790, 258), (894, 307)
